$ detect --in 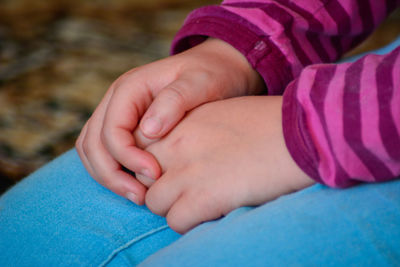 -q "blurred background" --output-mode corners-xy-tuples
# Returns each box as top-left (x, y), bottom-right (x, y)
(0, 1), (399, 193)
